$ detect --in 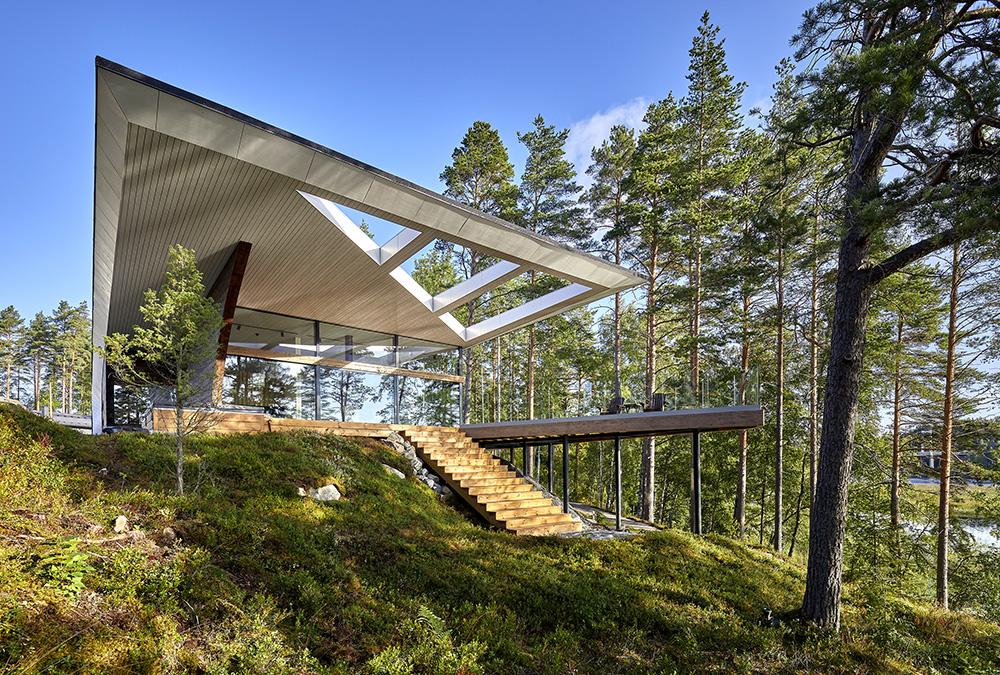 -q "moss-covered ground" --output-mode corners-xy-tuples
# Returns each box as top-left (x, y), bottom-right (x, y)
(1, 403), (998, 673)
